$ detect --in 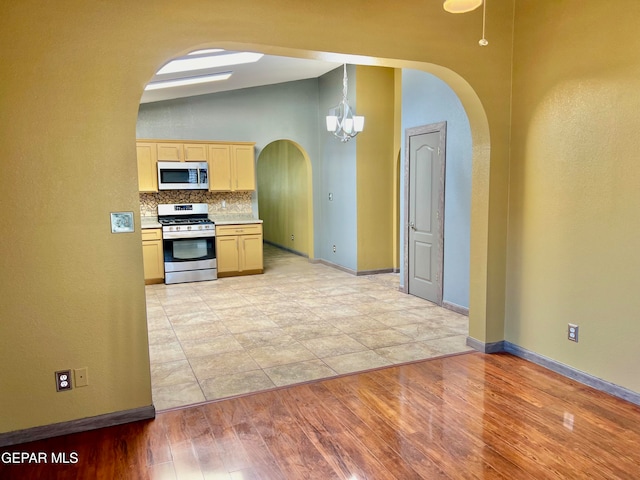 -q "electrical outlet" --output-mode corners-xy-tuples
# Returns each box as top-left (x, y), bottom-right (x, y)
(55, 370), (72, 392)
(221, 200), (226, 209)
(291, 234), (294, 241)
(328, 193), (333, 201)
(332, 244), (336, 253)
(74, 367), (89, 387)
(568, 323), (579, 342)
